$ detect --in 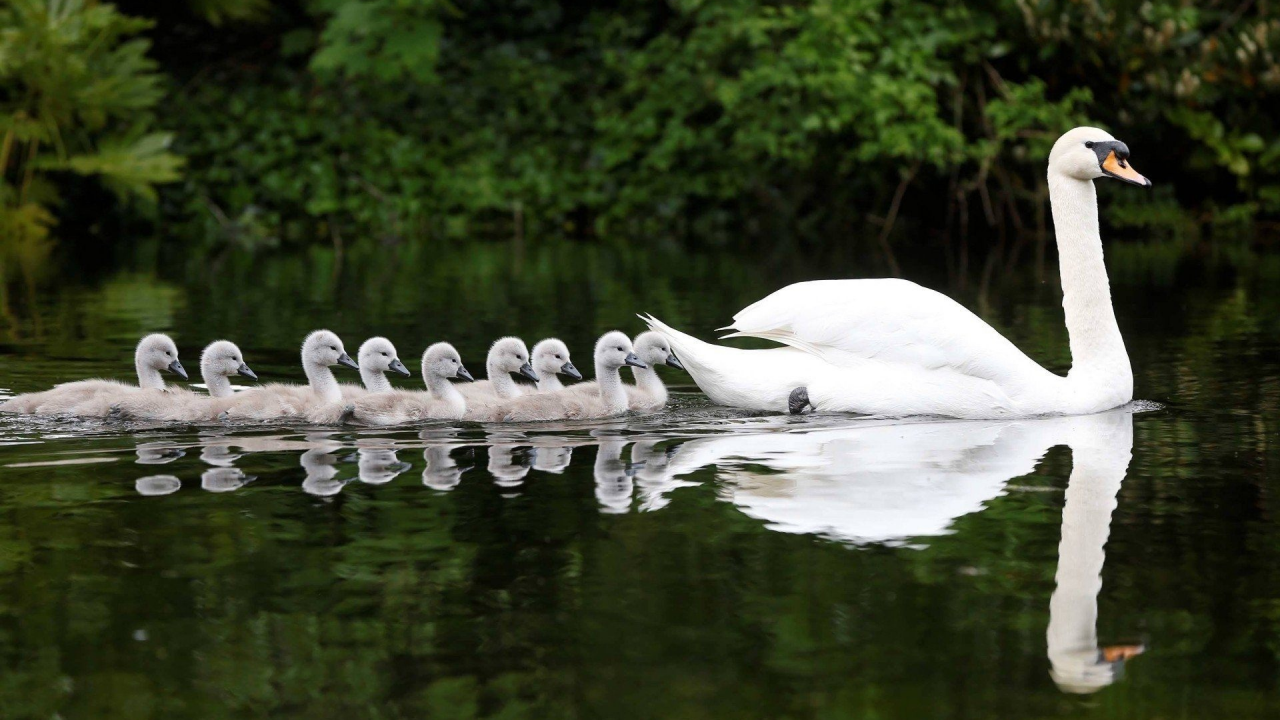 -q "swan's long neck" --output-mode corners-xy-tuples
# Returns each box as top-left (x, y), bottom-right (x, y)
(426, 373), (465, 415)
(205, 371), (233, 398)
(361, 367), (392, 393)
(1046, 415), (1133, 691)
(487, 360), (522, 399)
(630, 365), (667, 404)
(1049, 175), (1131, 390)
(135, 359), (165, 389)
(538, 374), (563, 392)
(305, 362), (342, 403)
(596, 361), (629, 414)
